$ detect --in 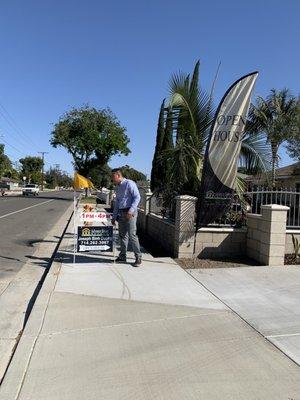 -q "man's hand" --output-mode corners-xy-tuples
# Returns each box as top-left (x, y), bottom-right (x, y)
(127, 212), (134, 220)
(111, 219), (116, 226)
